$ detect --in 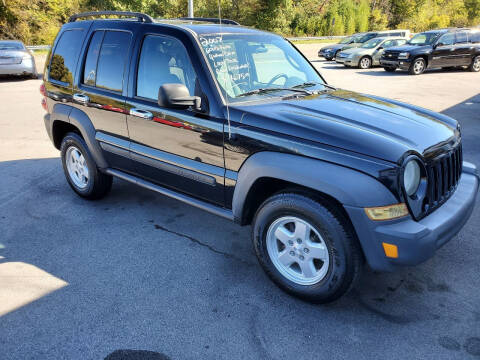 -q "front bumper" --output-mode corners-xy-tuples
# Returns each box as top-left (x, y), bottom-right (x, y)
(379, 58), (411, 70)
(319, 51), (334, 59)
(345, 162), (479, 272)
(0, 60), (36, 76)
